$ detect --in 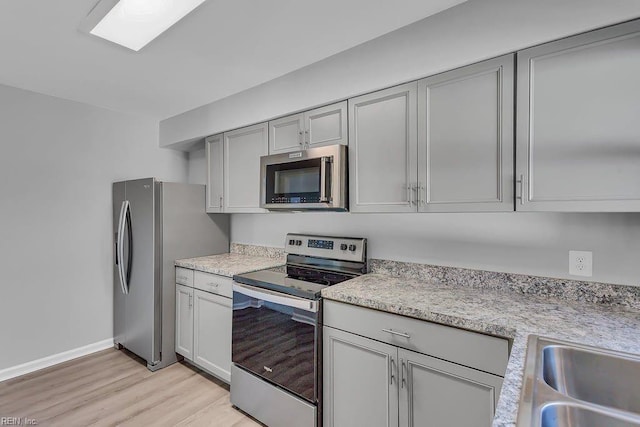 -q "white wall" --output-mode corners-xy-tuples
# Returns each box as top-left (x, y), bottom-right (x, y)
(231, 213), (640, 286)
(160, 0), (640, 146)
(188, 147), (206, 185)
(0, 84), (188, 371)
